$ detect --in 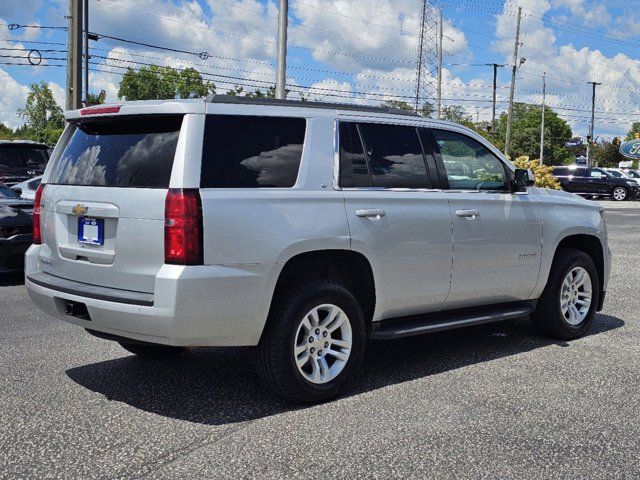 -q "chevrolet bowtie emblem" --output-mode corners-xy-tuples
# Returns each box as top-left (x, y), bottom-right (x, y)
(72, 204), (88, 215)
